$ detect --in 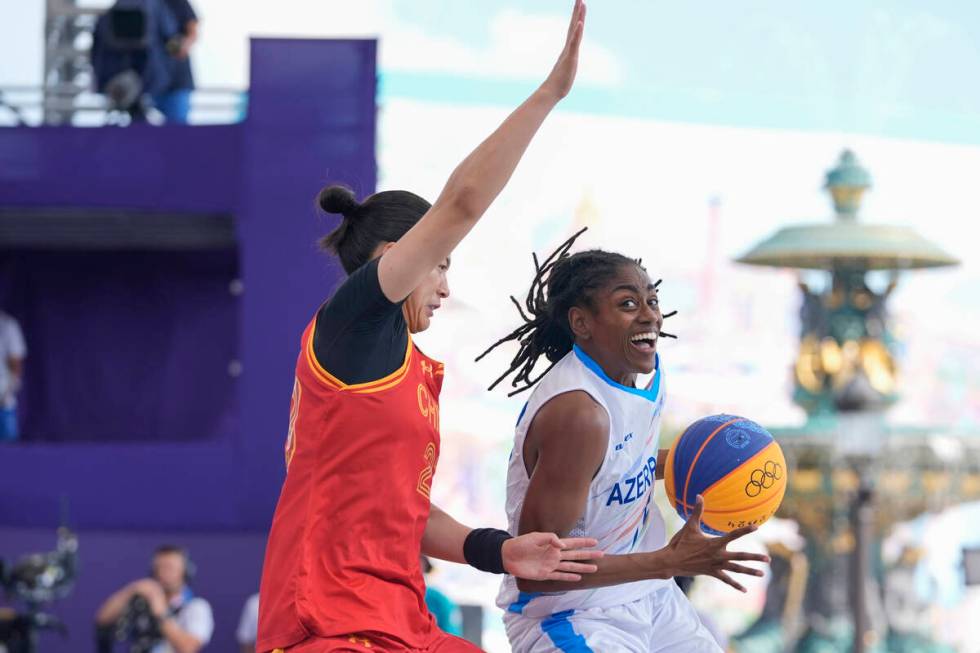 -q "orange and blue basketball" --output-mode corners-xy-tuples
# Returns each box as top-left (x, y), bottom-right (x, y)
(663, 414), (786, 535)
